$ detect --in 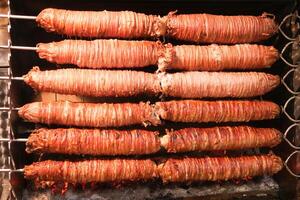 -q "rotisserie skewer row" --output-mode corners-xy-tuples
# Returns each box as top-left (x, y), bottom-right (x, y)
(36, 40), (278, 71)
(18, 101), (160, 128)
(26, 128), (161, 155)
(18, 100), (280, 128)
(24, 67), (280, 98)
(158, 154), (283, 182)
(26, 126), (282, 155)
(25, 67), (161, 98)
(159, 71), (279, 99)
(24, 155), (283, 184)
(36, 8), (277, 44)
(25, 159), (158, 184)
(156, 100), (280, 123)
(161, 126), (282, 153)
